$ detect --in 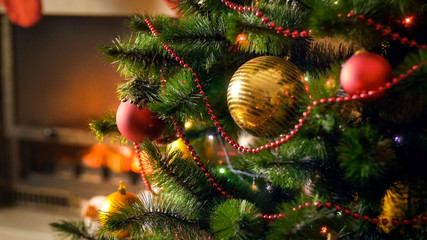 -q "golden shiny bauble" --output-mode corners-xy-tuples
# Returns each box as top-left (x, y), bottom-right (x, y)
(99, 181), (141, 238)
(227, 56), (306, 137)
